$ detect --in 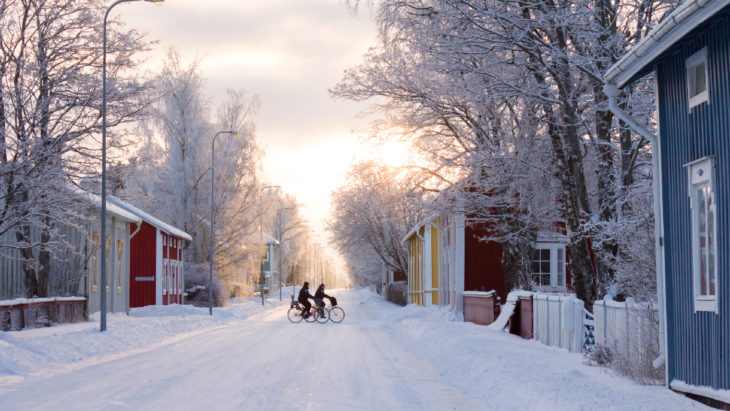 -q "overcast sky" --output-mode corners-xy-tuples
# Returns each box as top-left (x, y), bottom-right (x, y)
(121, 0), (380, 251)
